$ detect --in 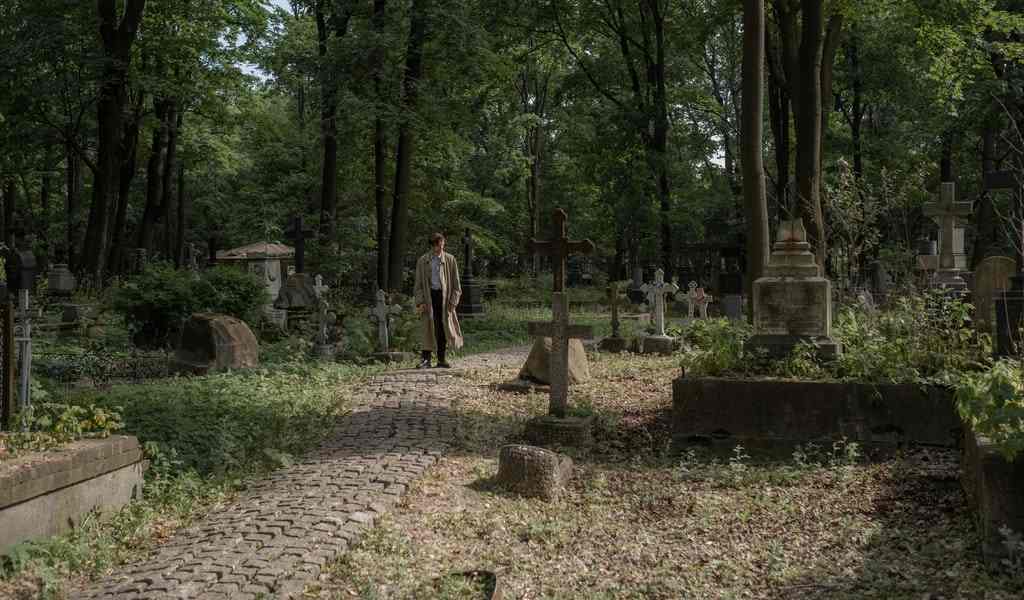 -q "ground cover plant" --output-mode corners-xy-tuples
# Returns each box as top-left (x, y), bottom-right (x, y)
(311, 350), (1023, 599)
(0, 357), (380, 599)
